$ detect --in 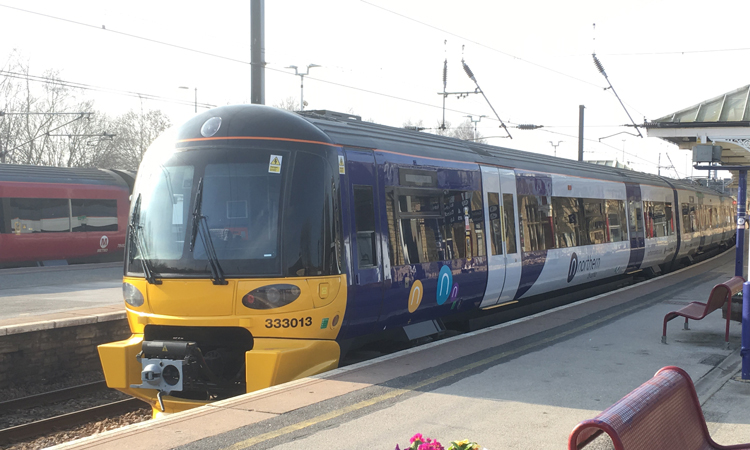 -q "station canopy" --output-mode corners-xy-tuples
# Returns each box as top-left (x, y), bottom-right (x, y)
(644, 84), (750, 171)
